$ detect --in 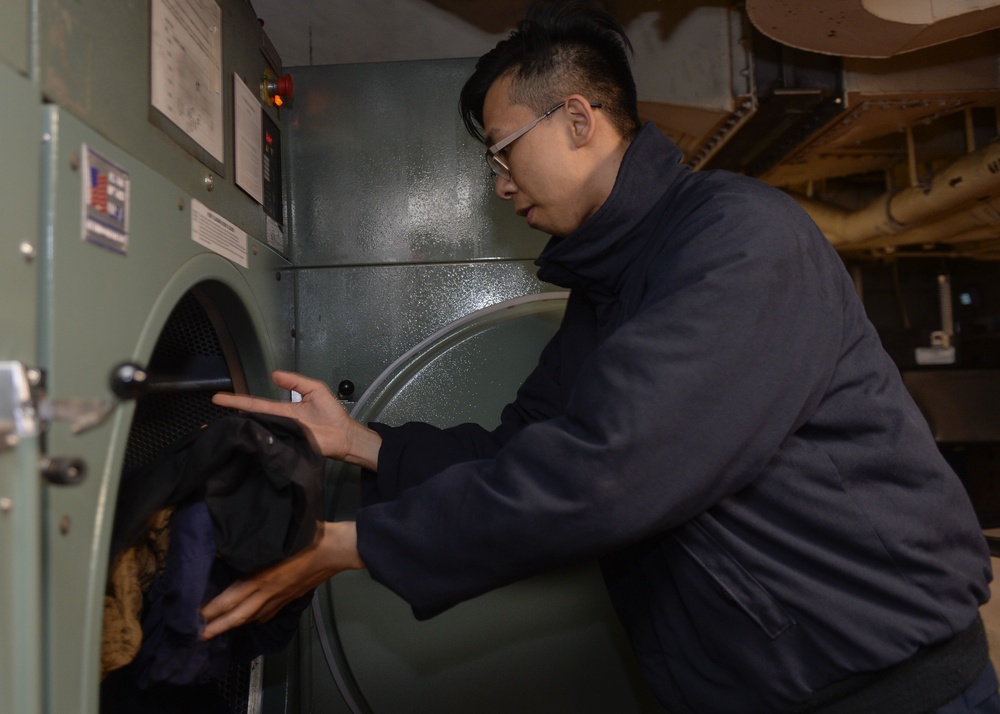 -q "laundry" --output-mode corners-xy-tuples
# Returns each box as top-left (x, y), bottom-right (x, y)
(101, 508), (171, 679)
(101, 413), (327, 705)
(111, 413), (327, 573)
